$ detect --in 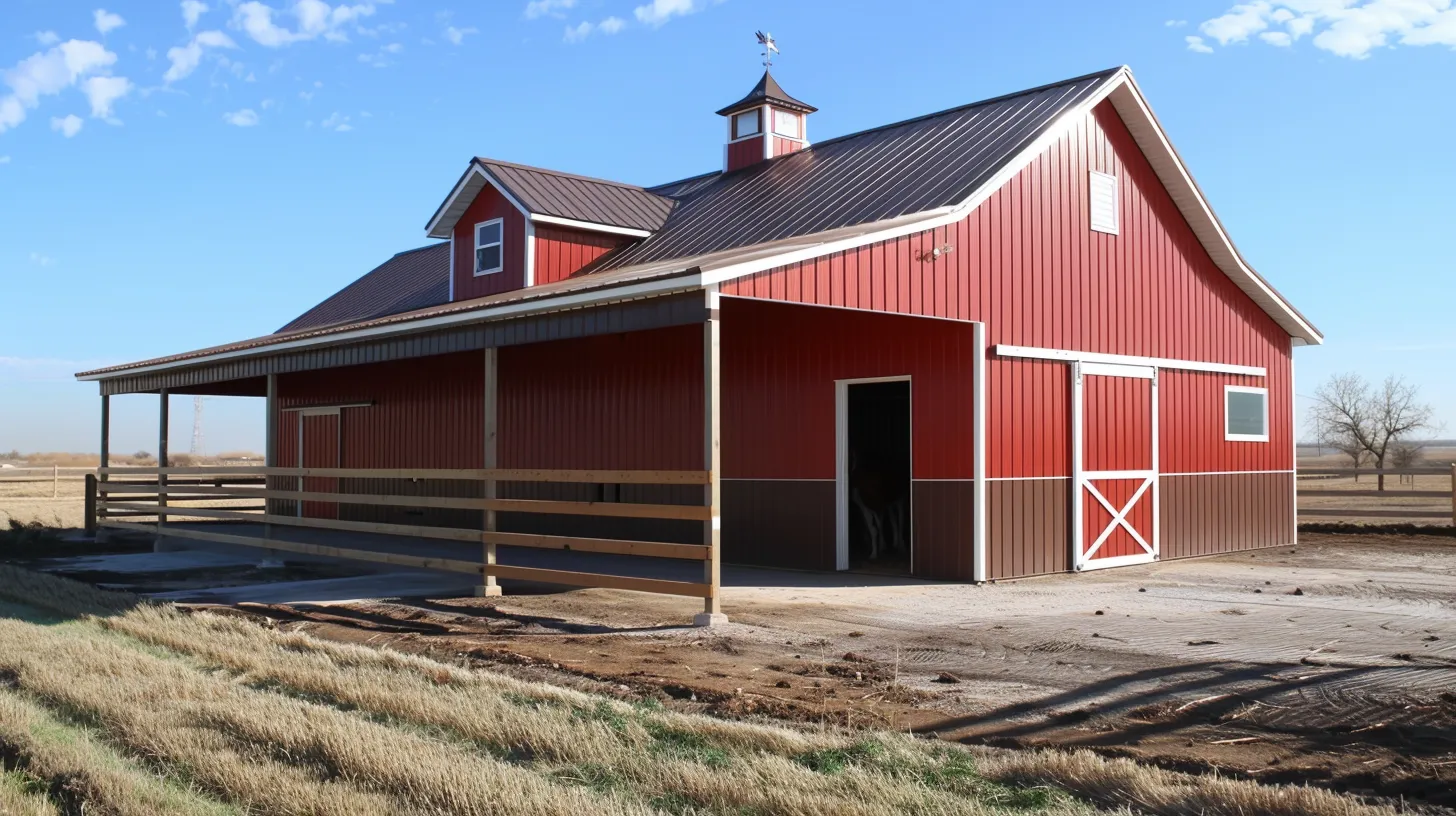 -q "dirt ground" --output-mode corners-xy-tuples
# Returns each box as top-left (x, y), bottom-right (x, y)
(199, 533), (1456, 811)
